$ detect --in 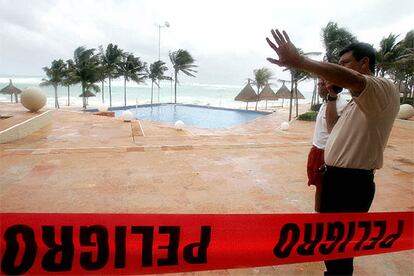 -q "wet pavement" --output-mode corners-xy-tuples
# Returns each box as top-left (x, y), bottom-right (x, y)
(0, 102), (413, 275)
